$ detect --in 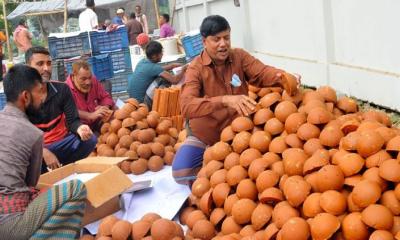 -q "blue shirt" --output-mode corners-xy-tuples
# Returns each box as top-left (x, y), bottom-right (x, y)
(112, 16), (124, 25)
(128, 58), (164, 102)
